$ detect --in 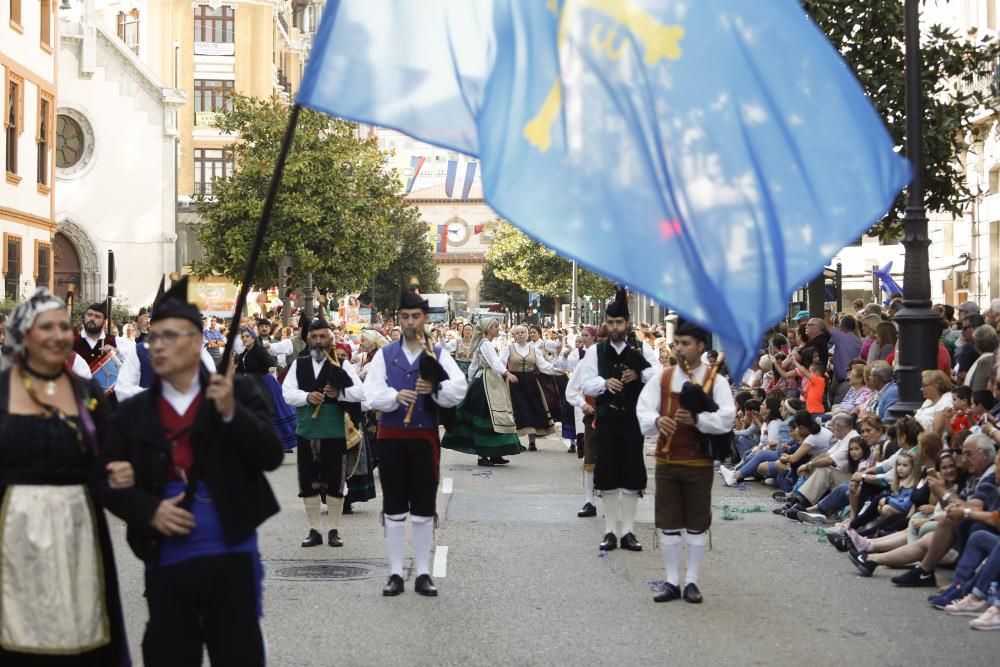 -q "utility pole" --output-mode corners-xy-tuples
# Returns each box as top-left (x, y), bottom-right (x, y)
(570, 260), (578, 328)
